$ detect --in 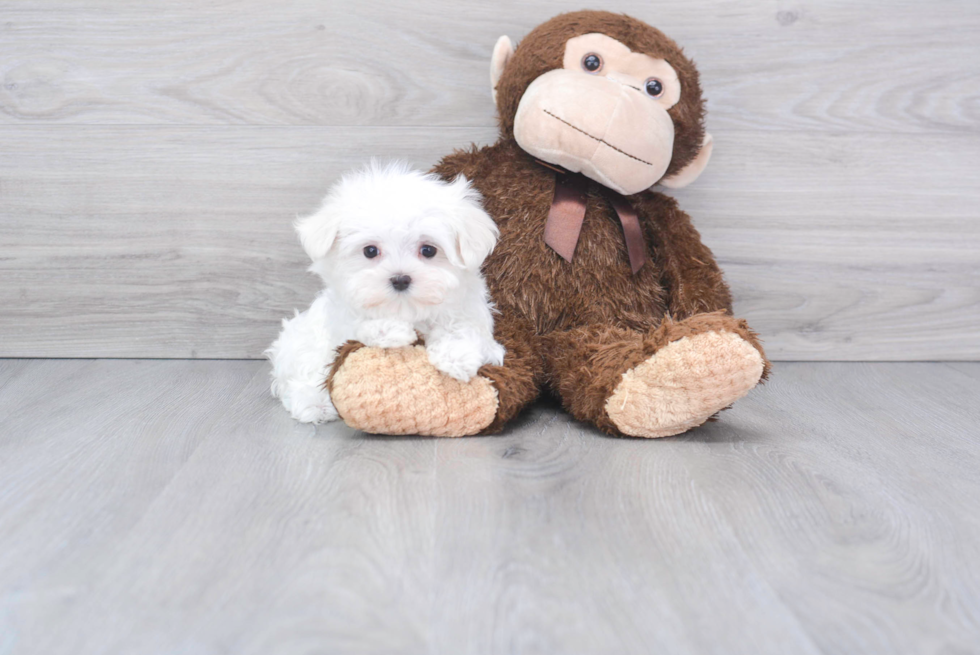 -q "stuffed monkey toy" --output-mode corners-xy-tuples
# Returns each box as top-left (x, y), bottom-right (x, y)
(327, 10), (770, 438)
